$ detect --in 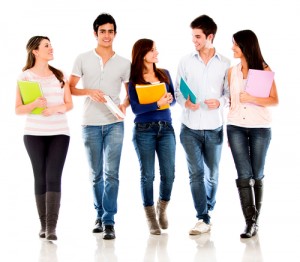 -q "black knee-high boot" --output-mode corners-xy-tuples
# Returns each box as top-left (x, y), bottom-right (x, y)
(254, 179), (263, 229)
(35, 194), (46, 238)
(46, 192), (61, 241)
(236, 179), (257, 238)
